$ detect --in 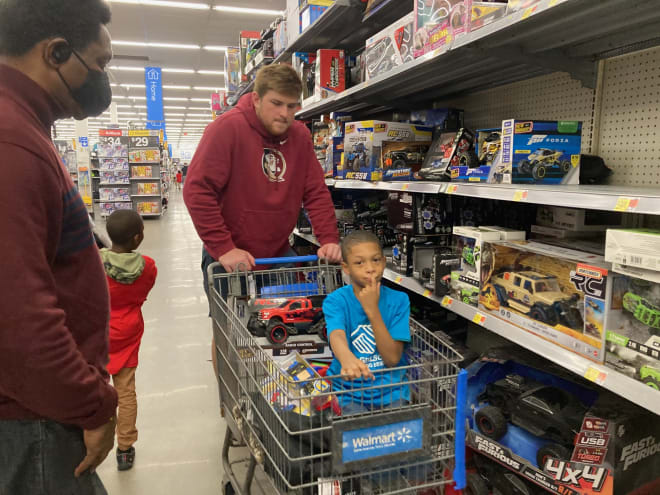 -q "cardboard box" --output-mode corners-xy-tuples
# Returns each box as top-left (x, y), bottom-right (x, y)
(451, 128), (499, 183)
(419, 128), (474, 181)
(365, 12), (414, 81)
(300, 1), (333, 33)
(506, 0), (542, 15)
(315, 49), (345, 100)
(293, 52), (317, 100)
(451, 227), (504, 306)
(239, 31), (261, 77)
(225, 47), (241, 95)
(381, 141), (430, 181)
(470, 1), (508, 31)
(414, 0), (470, 57)
(495, 119), (582, 184)
(538, 206), (623, 232)
(605, 229), (660, 272)
(341, 121), (432, 181)
(479, 241), (616, 361)
(480, 226), (526, 241)
(409, 107), (464, 131)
